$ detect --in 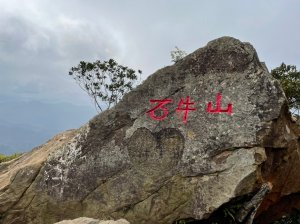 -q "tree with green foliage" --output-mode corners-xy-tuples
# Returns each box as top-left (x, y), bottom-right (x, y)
(69, 59), (142, 112)
(271, 63), (300, 114)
